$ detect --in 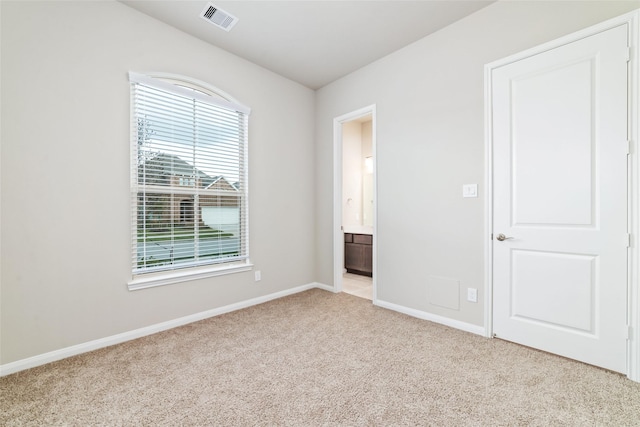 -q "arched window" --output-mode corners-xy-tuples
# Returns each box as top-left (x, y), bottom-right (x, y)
(129, 72), (251, 288)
